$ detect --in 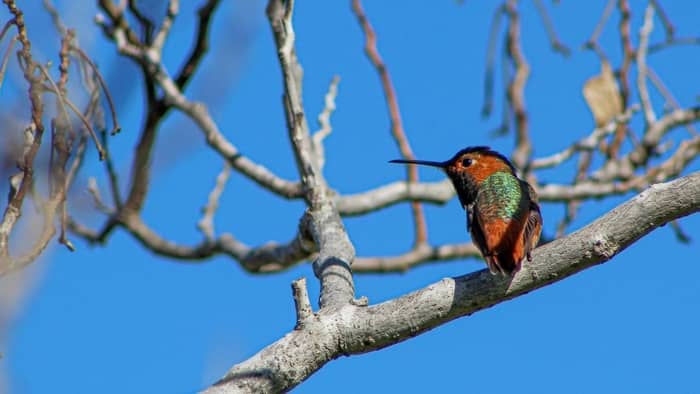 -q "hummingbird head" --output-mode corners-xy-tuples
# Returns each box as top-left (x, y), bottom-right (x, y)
(390, 146), (516, 208)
